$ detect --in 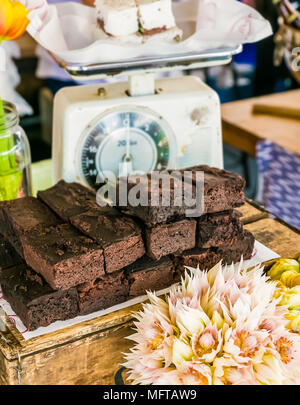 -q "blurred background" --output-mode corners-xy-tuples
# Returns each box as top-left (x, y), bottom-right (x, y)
(6, 0), (300, 218)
